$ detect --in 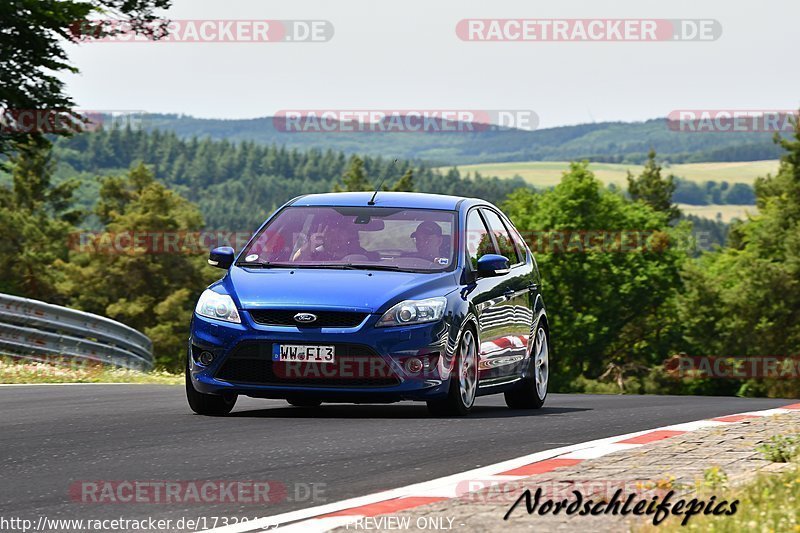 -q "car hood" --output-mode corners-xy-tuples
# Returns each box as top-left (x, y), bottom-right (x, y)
(225, 266), (459, 313)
